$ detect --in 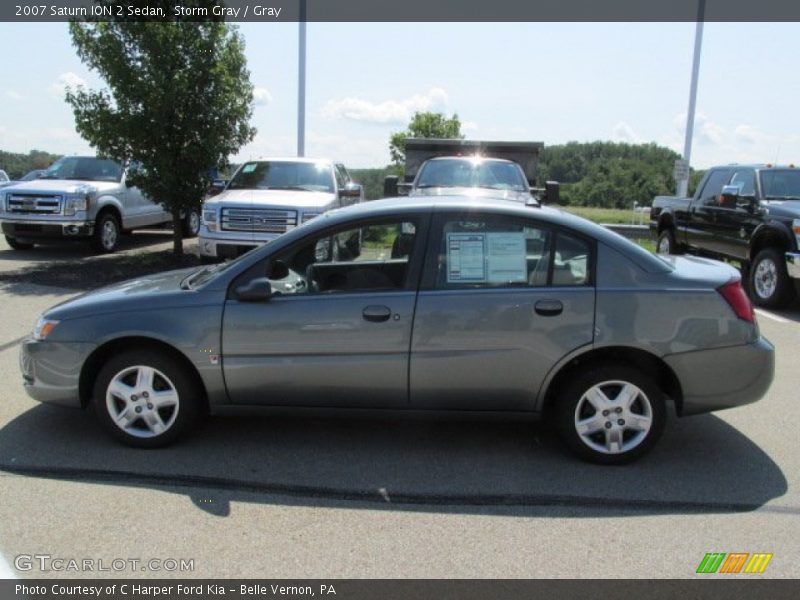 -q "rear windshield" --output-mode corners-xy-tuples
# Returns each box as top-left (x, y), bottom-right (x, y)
(228, 161), (335, 193)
